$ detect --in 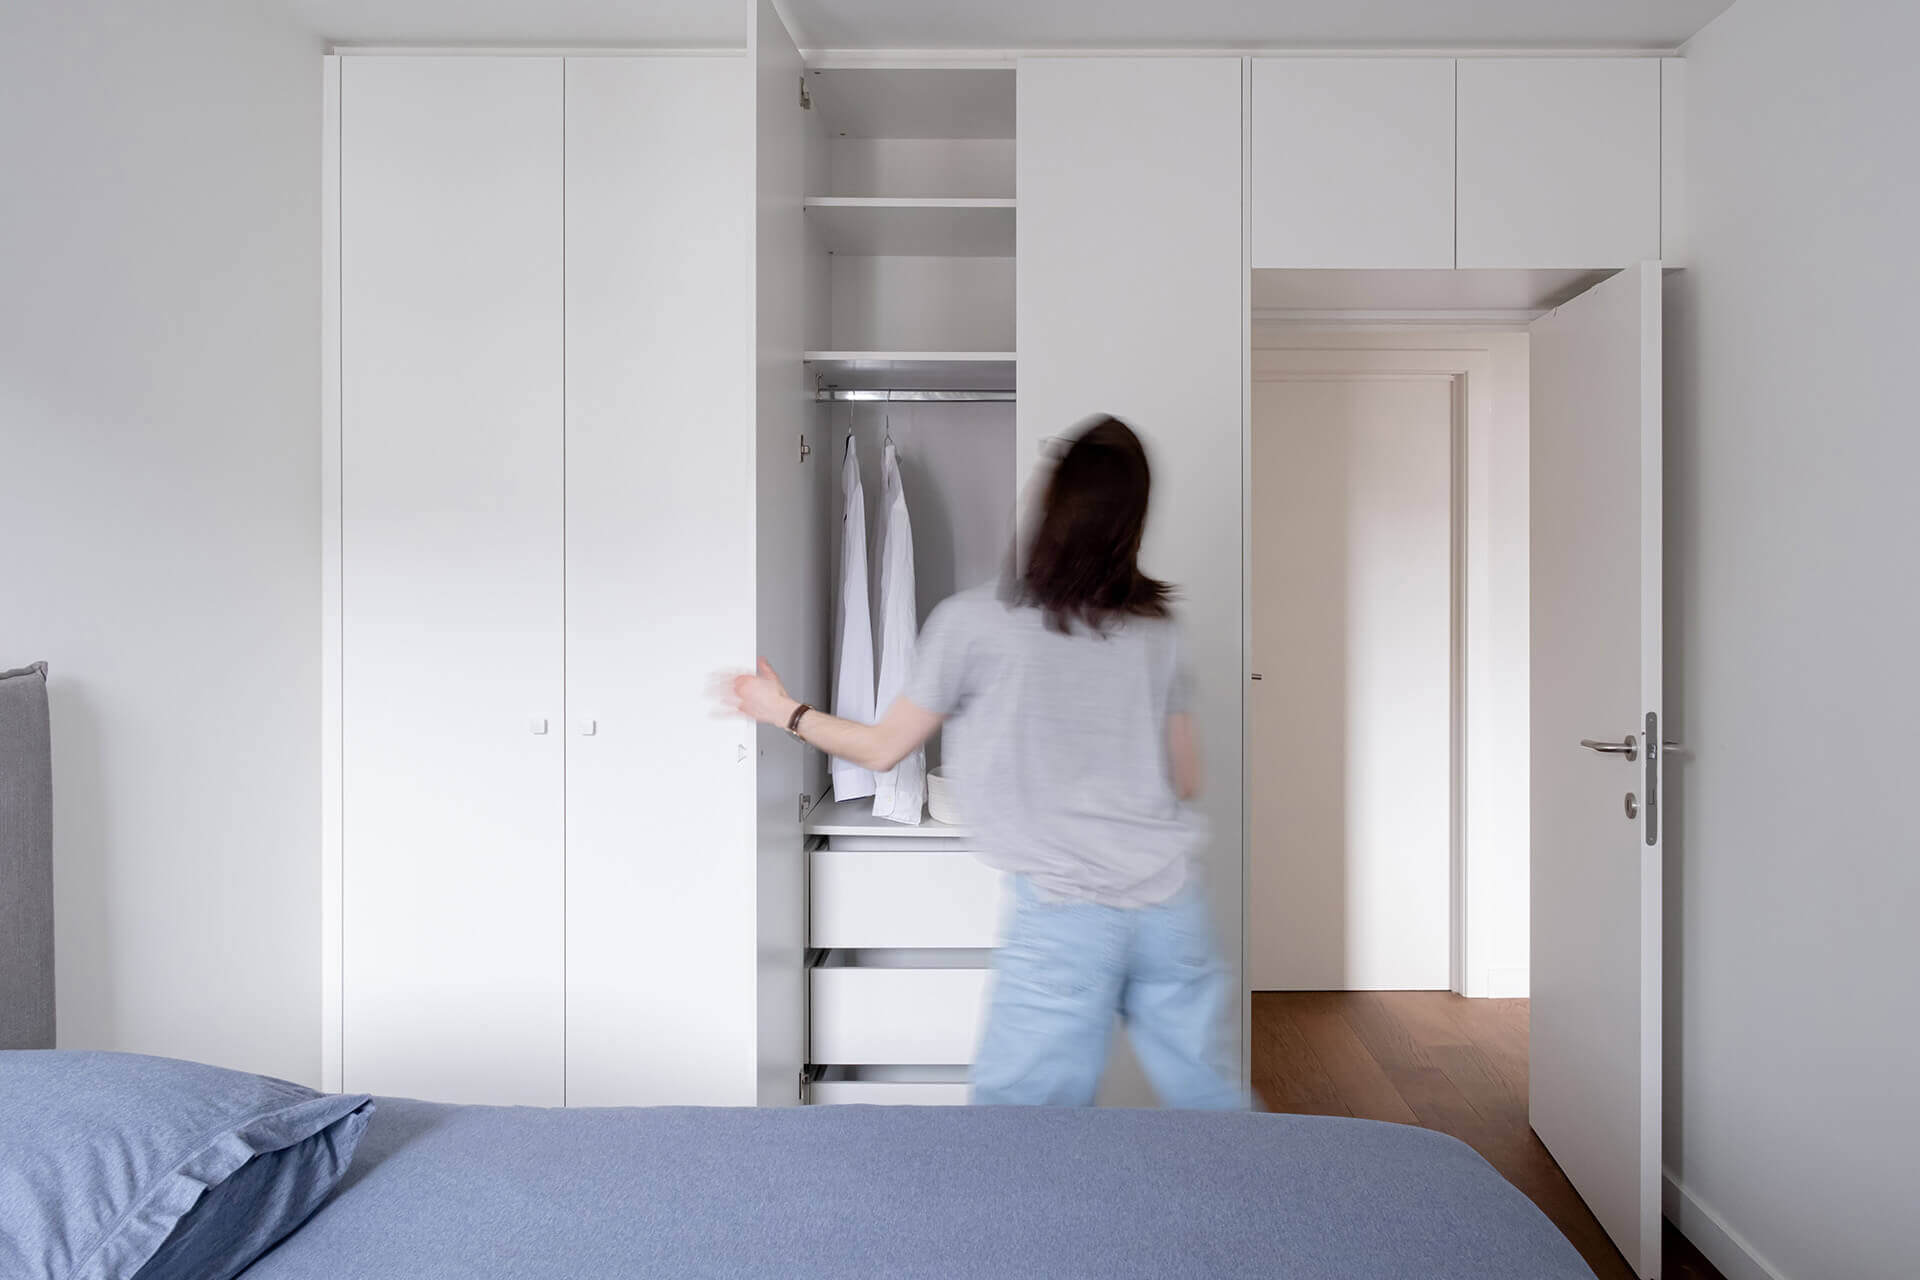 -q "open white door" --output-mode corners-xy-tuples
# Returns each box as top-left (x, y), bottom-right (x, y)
(751, 0), (826, 1105)
(1530, 261), (1663, 1278)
